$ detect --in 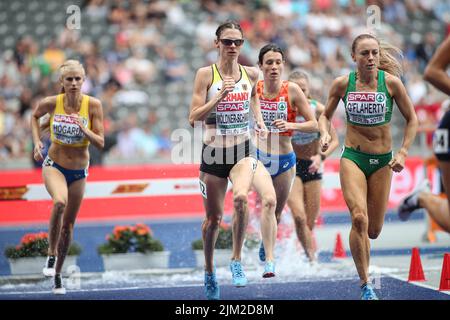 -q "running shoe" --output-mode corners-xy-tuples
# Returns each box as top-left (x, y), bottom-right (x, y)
(262, 261), (275, 278)
(230, 260), (247, 287)
(360, 283), (378, 300)
(204, 268), (220, 300)
(43, 255), (56, 277)
(398, 179), (431, 221)
(53, 273), (66, 295)
(258, 242), (266, 262)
